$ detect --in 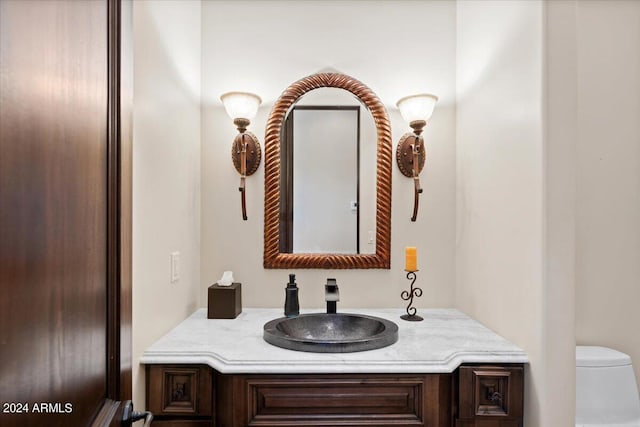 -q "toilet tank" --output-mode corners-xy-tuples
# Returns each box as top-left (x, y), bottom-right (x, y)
(576, 346), (640, 425)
